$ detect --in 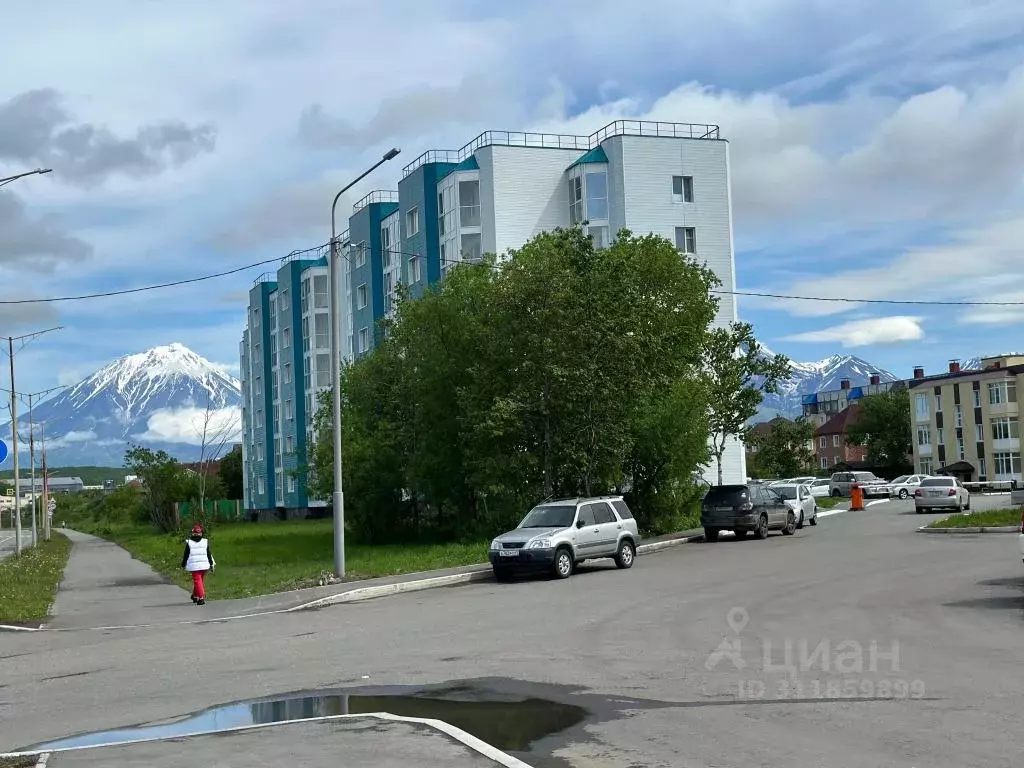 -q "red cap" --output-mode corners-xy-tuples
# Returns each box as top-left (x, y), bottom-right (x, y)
(191, 524), (204, 535)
